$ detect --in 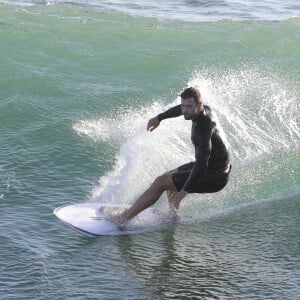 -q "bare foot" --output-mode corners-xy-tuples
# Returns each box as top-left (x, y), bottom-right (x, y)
(105, 214), (128, 230)
(100, 207), (128, 230)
